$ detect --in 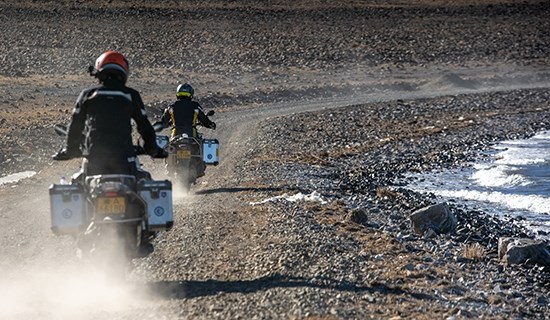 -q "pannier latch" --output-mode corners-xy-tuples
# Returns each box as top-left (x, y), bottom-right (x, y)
(151, 187), (160, 199)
